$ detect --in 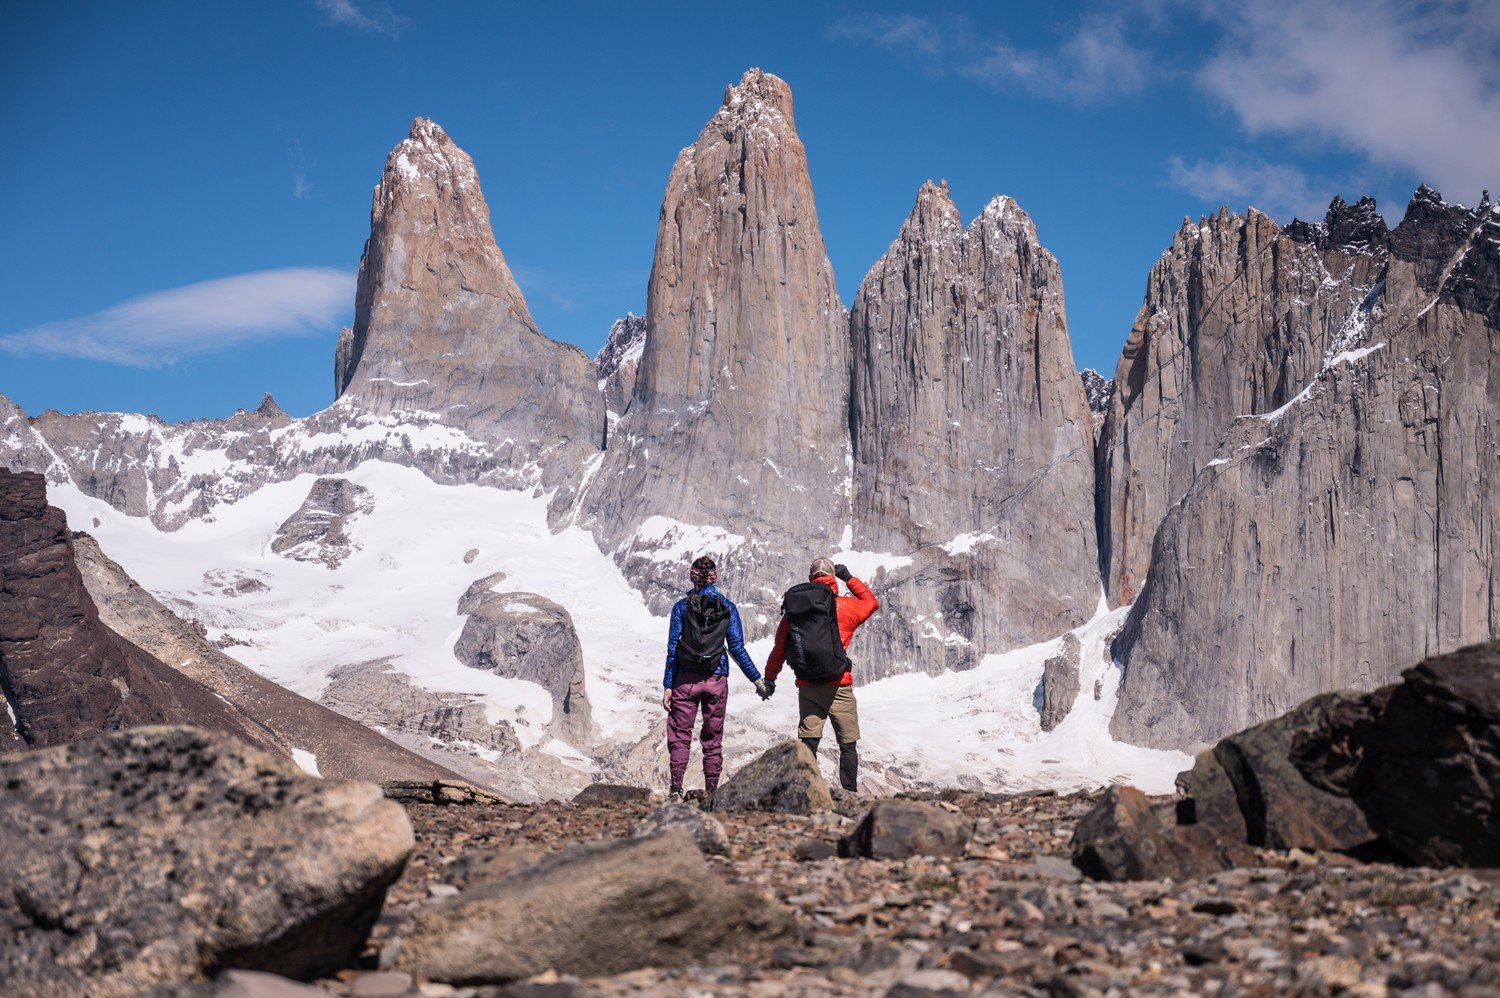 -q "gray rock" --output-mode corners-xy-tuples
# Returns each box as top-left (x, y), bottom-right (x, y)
(571, 69), (852, 621)
(572, 783), (651, 806)
(1038, 632), (1082, 732)
(0, 726), (413, 994)
(595, 312), (647, 431)
(1032, 854), (1084, 882)
(214, 970), (327, 998)
(839, 799), (975, 859)
(380, 779), (508, 806)
(1070, 785), (1251, 882)
(1080, 368), (1112, 440)
(1111, 190), (1499, 749)
(397, 831), (793, 983)
(335, 118), (602, 490)
(632, 801), (732, 856)
(711, 740), (834, 814)
(453, 588), (591, 747)
(849, 182), (1100, 677)
(270, 477), (373, 568)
